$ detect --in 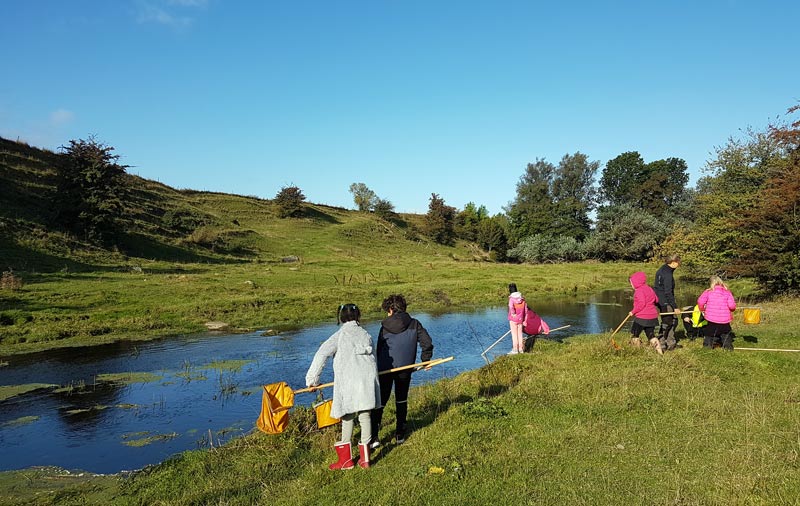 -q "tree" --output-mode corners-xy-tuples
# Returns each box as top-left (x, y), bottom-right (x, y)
(505, 159), (556, 243)
(599, 151), (690, 221)
(734, 106), (800, 292)
(551, 152), (598, 240)
(274, 185), (306, 218)
(54, 136), (128, 243)
(585, 204), (666, 261)
(372, 197), (396, 219)
(476, 215), (509, 261)
(455, 202), (488, 242)
(639, 157), (689, 218)
(425, 193), (457, 245)
(348, 183), (377, 212)
(598, 151), (645, 208)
